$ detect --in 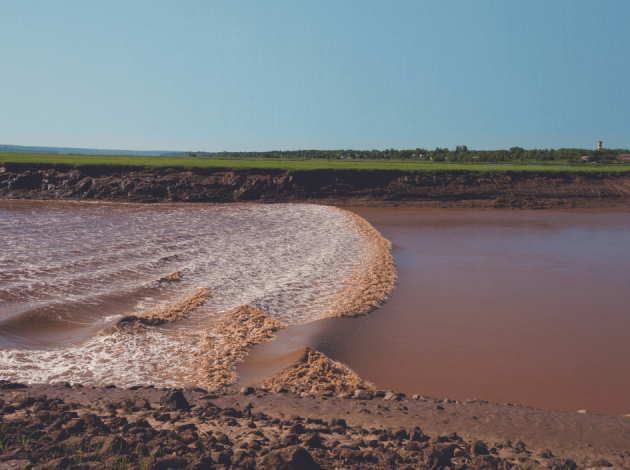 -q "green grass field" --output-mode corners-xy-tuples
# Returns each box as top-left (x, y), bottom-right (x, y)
(2, 153), (630, 174)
